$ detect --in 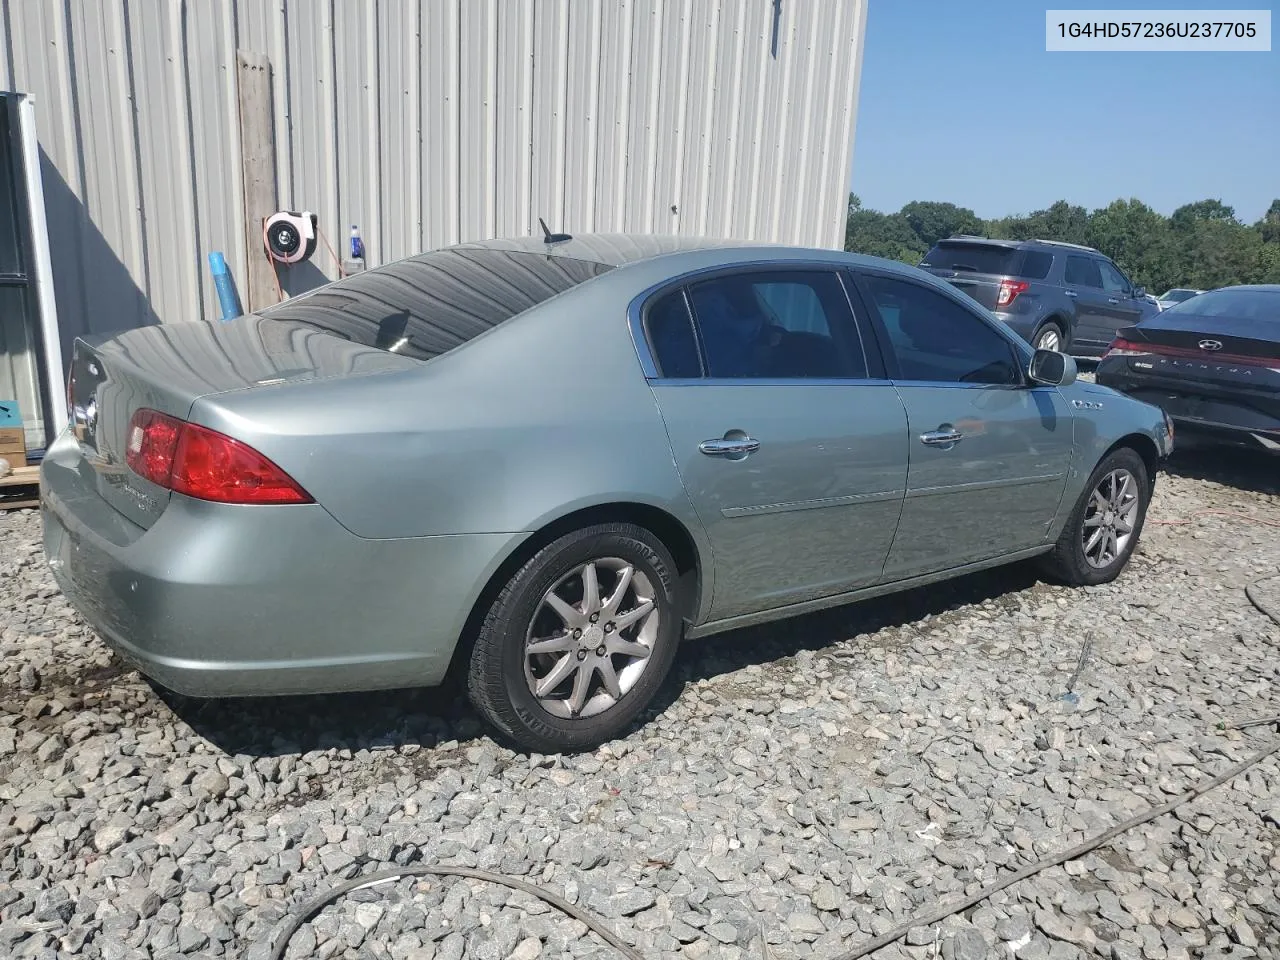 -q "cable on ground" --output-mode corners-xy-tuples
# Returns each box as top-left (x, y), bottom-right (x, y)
(264, 863), (644, 960)
(263, 739), (1280, 960)
(1246, 577), (1280, 627)
(1151, 509), (1280, 529)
